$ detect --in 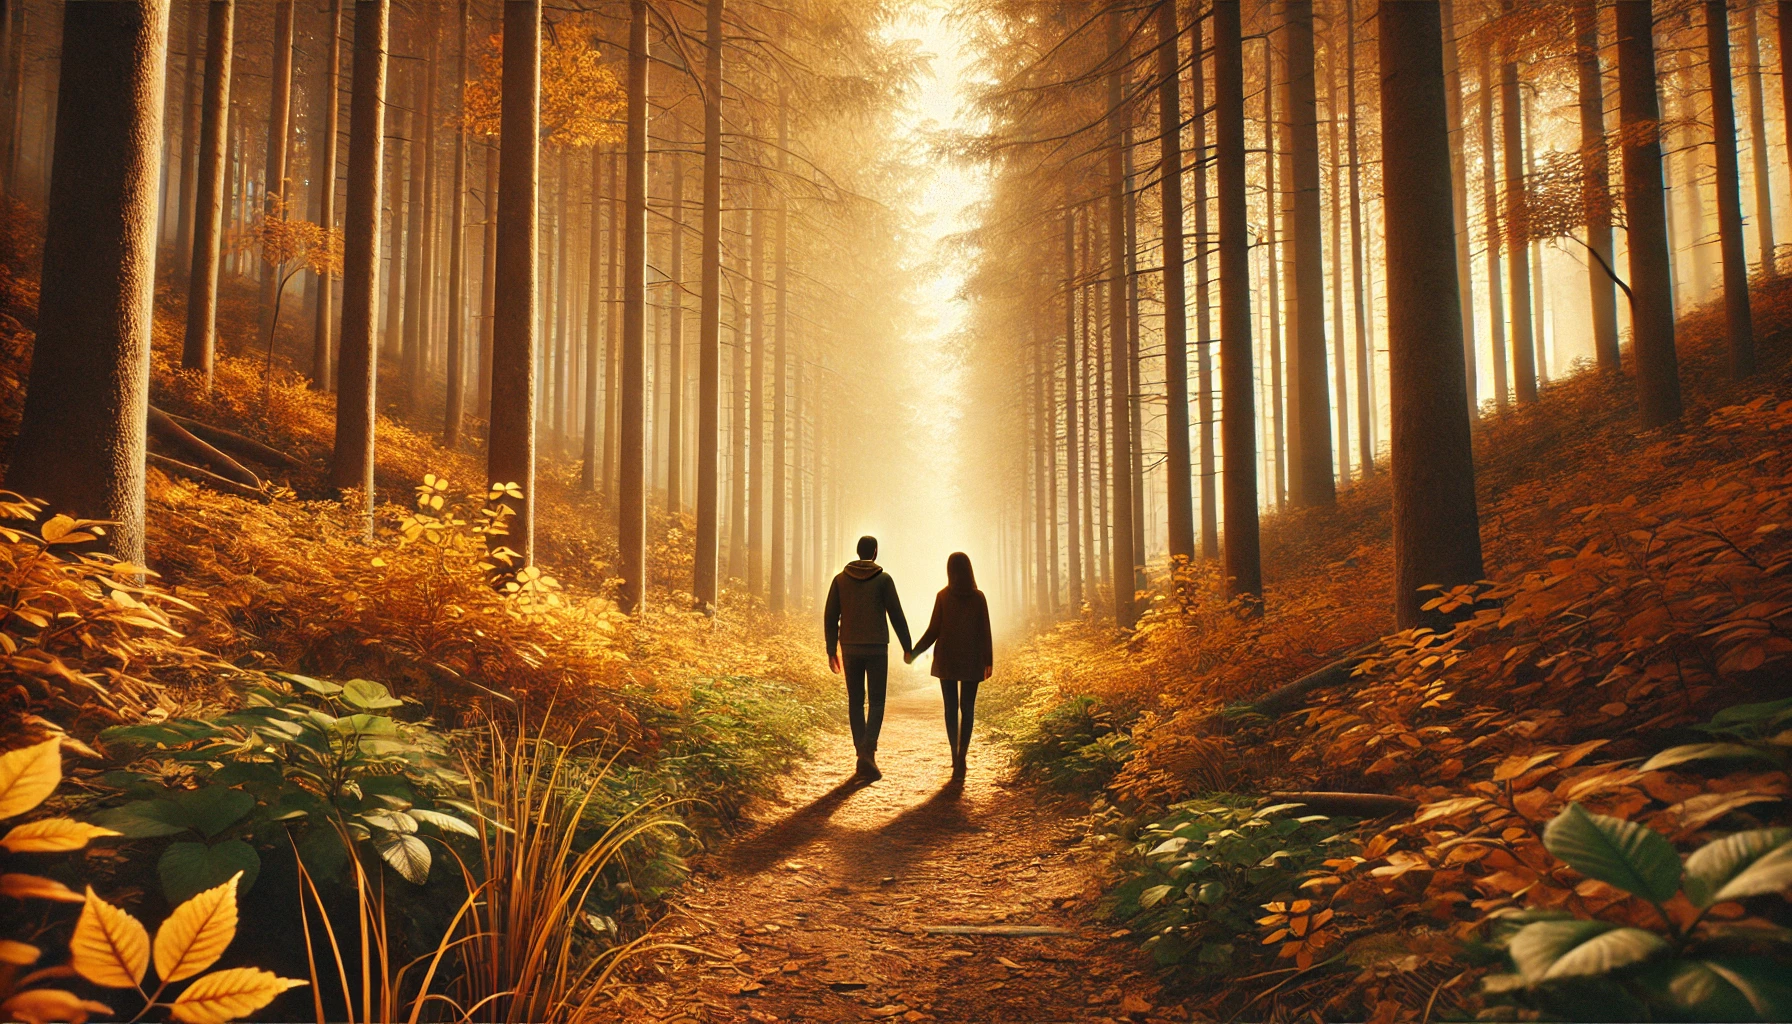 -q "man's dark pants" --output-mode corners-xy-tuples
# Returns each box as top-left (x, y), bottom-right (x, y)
(842, 649), (888, 755)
